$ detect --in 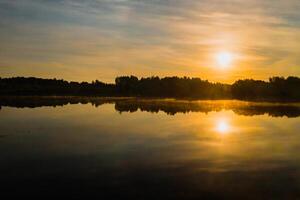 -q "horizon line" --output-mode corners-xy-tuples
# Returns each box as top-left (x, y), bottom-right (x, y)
(1, 75), (299, 85)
